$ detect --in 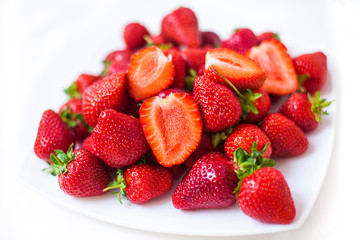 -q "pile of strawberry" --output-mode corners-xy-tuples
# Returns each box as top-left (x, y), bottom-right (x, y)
(33, 7), (332, 225)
